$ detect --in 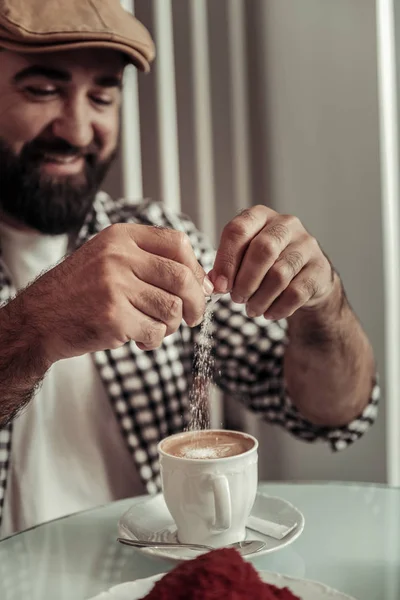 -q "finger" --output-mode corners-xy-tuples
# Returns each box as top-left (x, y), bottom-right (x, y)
(128, 281), (183, 336)
(137, 342), (153, 351)
(245, 240), (312, 317)
(210, 206), (273, 293)
(263, 265), (321, 320)
(125, 224), (207, 288)
(131, 252), (206, 327)
(127, 306), (167, 350)
(109, 302), (167, 350)
(230, 216), (303, 304)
